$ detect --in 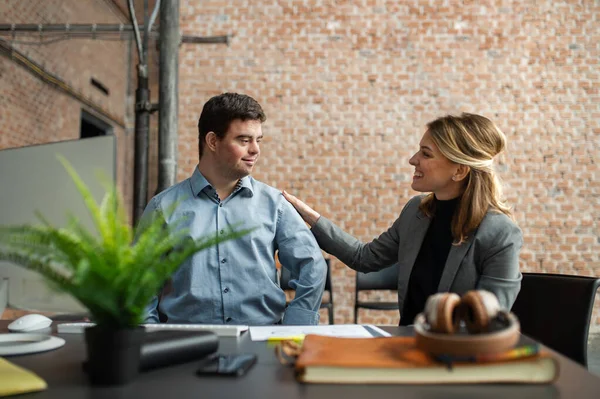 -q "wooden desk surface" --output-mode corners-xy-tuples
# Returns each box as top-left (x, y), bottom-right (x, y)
(2, 321), (600, 399)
